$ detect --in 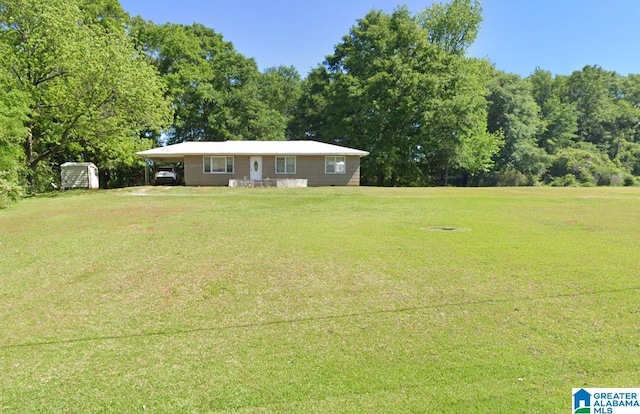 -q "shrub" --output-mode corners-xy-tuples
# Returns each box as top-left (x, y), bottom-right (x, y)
(494, 167), (530, 186)
(545, 144), (623, 186)
(31, 162), (59, 194)
(0, 172), (25, 209)
(549, 173), (577, 187)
